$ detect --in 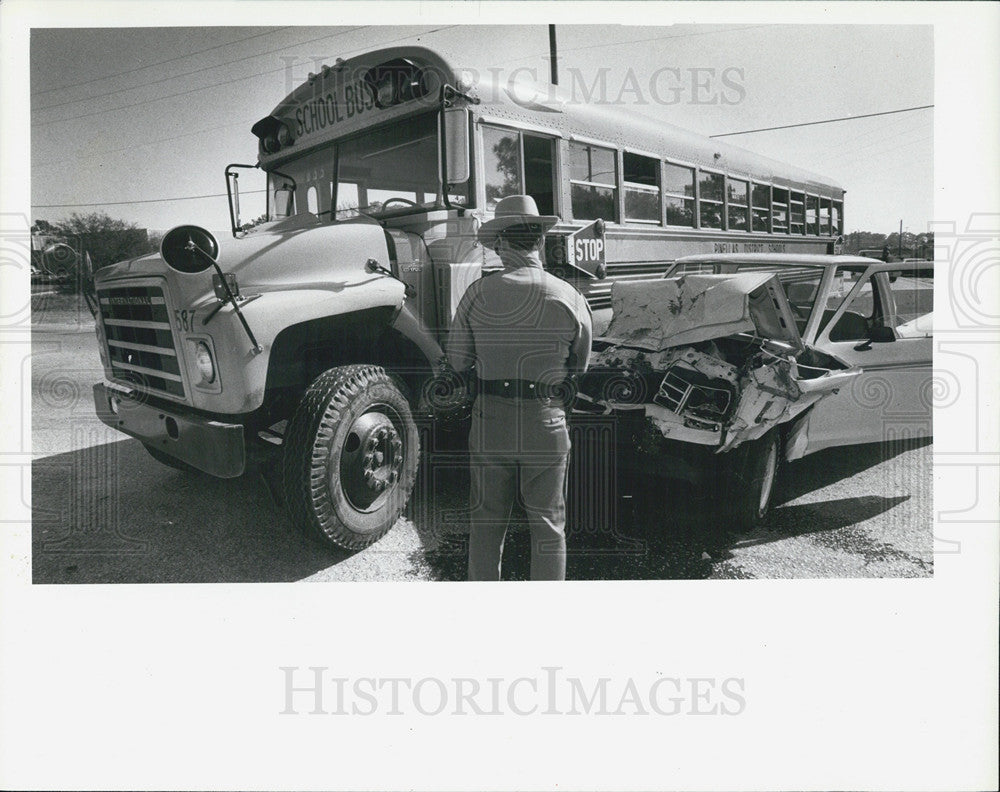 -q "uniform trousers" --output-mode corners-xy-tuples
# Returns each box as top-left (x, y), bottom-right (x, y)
(467, 393), (571, 581)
